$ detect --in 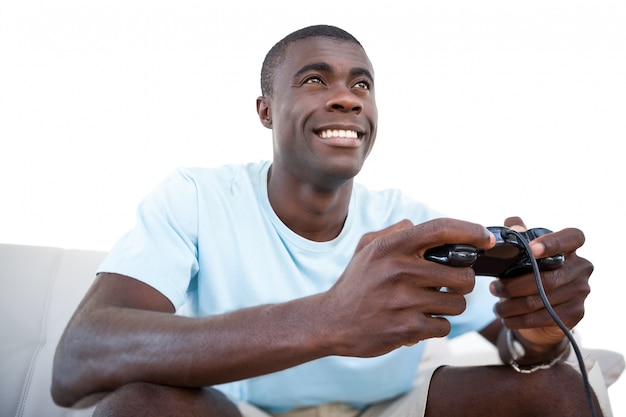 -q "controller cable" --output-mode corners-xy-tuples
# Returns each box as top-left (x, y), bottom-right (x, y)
(502, 228), (597, 417)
